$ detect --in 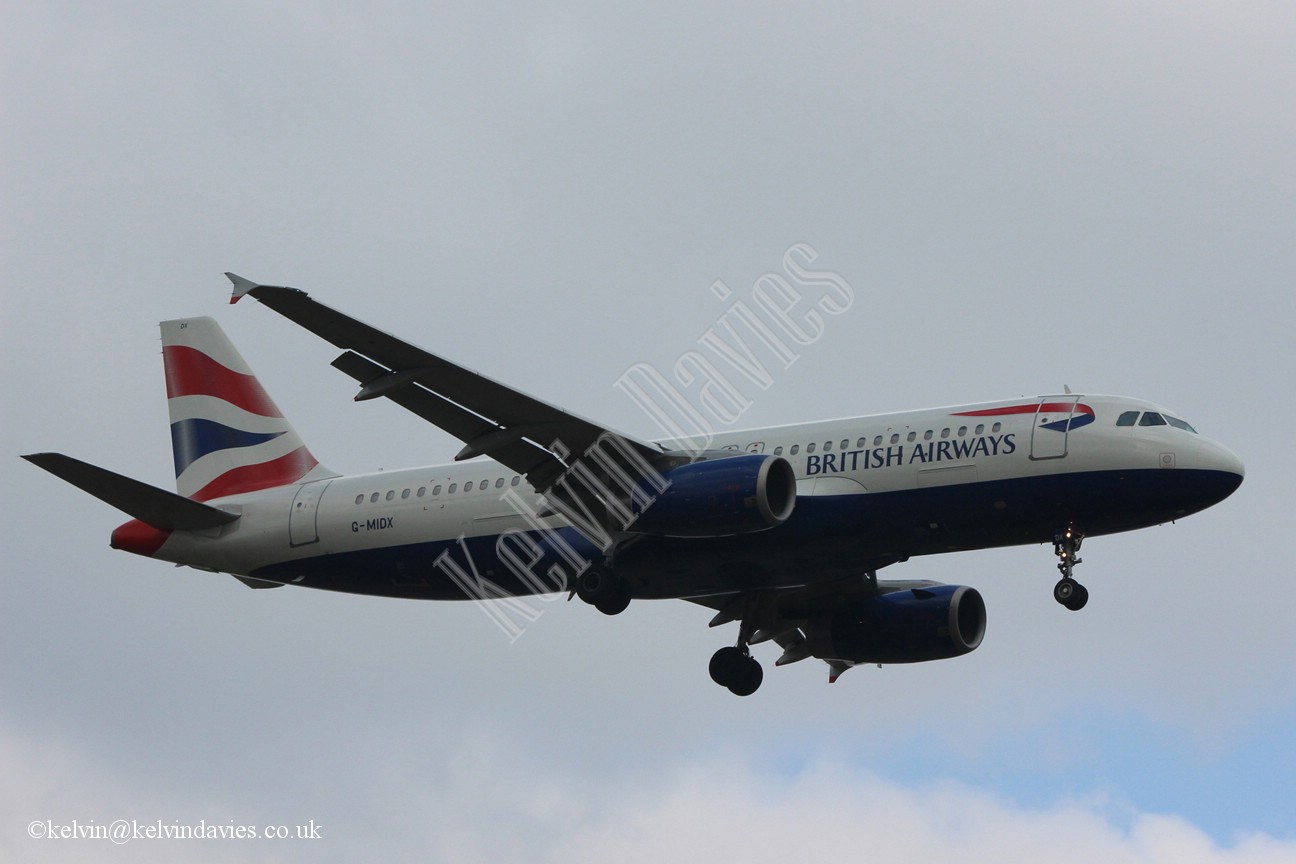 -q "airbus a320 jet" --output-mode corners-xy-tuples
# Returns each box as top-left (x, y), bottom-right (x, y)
(23, 275), (1244, 695)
